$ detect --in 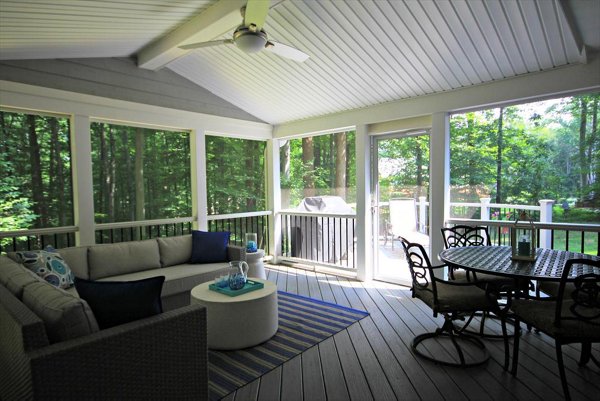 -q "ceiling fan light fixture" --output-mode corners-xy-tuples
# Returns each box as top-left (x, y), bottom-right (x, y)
(233, 27), (267, 53)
